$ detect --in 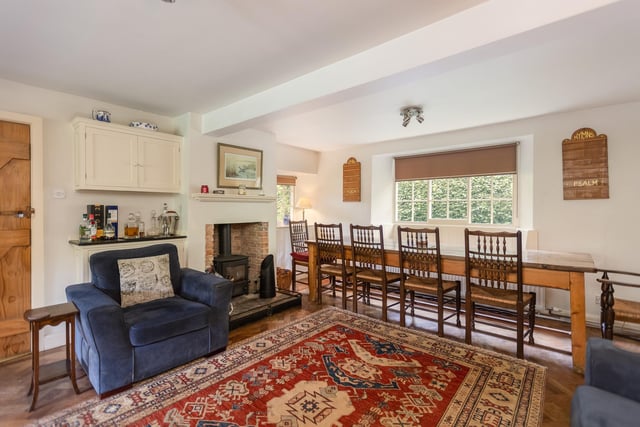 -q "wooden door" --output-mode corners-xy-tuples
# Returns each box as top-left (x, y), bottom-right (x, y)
(0, 120), (31, 361)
